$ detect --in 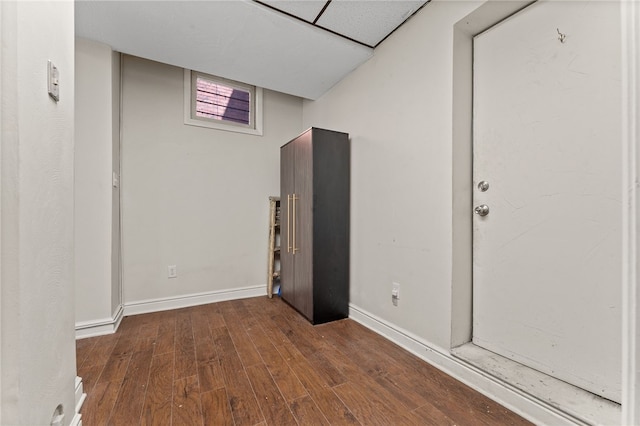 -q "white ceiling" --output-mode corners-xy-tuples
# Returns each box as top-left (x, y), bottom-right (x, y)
(259, 0), (426, 47)
(75, 0), (428, 100)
